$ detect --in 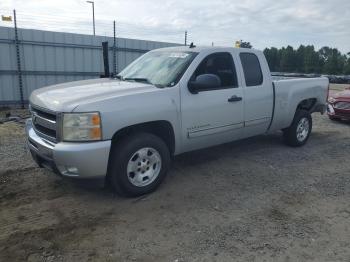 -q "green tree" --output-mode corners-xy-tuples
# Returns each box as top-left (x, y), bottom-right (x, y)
(263, 45), (348, 74)
(344, 55), (350, 74)
(240, 41), (252, 48)
(279, 46), (296, 72)
(303, 45), (320, 73)
(319, 47), (345, 74)
(295, 45), (306, 72)
(263, 47), (279, 72)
